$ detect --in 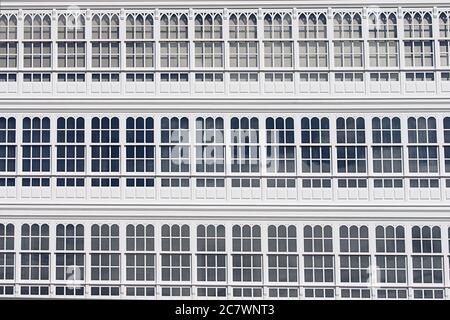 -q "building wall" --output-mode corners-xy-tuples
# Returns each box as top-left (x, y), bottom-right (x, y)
(0, 0), (450, 299)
